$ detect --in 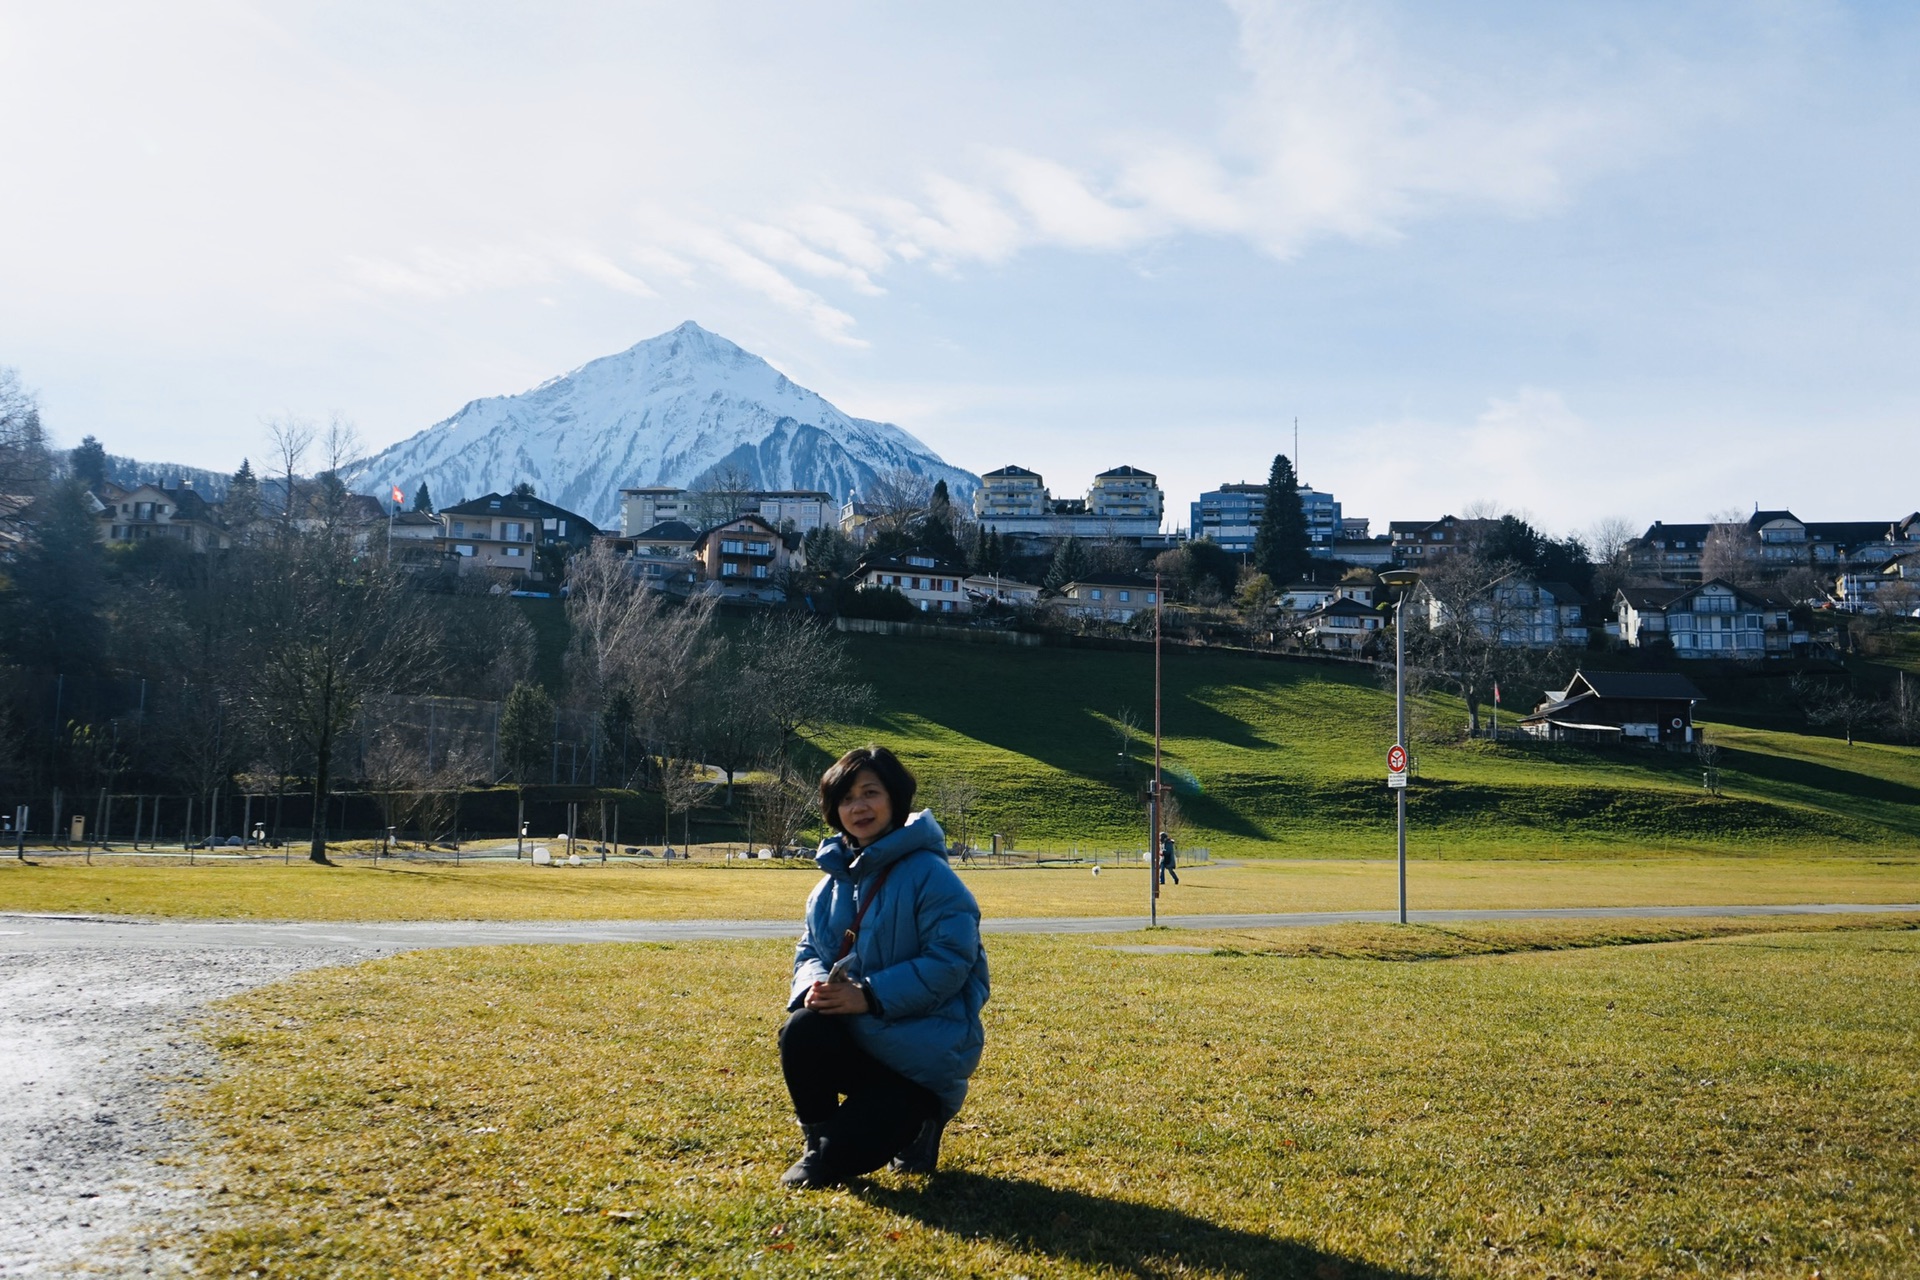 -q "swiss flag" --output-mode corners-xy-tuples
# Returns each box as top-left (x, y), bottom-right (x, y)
(1493, 682), (1502, 705)
(391, 485), (404, 503)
